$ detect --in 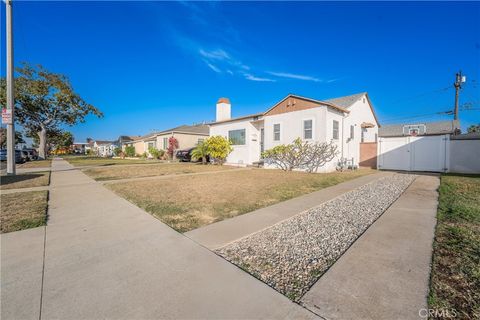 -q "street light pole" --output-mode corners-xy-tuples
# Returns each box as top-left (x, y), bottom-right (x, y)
(5, 0), (16, 175)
